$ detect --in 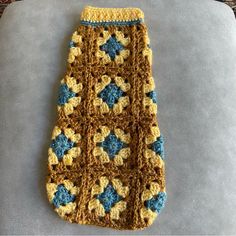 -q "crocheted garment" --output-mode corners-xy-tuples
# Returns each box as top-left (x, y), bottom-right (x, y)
(46, 6), (166, 230)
